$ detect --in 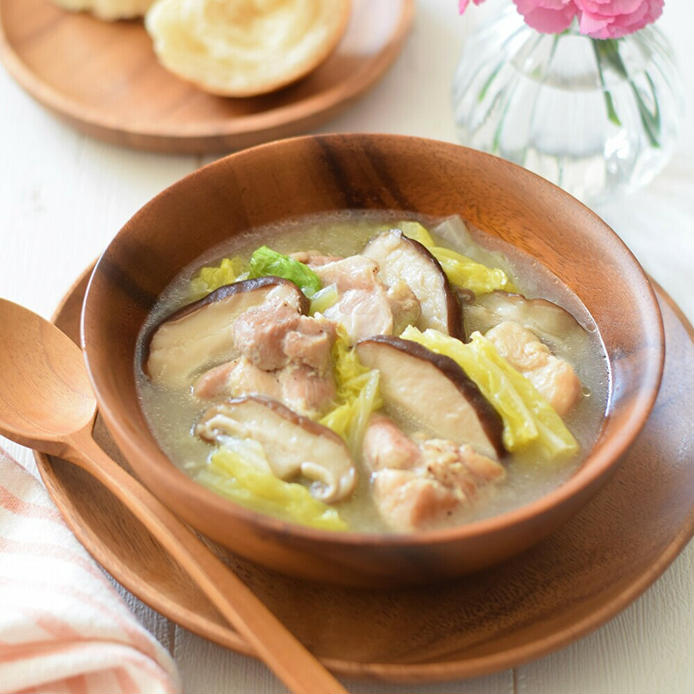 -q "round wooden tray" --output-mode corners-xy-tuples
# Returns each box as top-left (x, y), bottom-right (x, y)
(0, 0), (413, 154)
(35, 267), (694, 683)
